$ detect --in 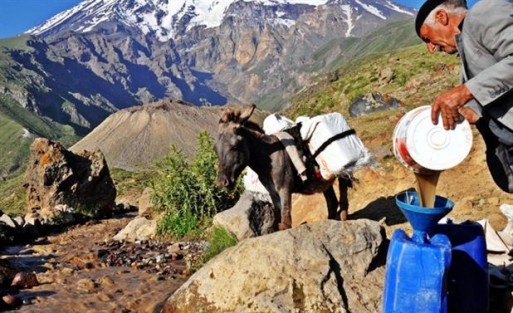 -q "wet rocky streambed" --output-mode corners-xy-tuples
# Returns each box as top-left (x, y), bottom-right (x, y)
(0, 213), (204, 312)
